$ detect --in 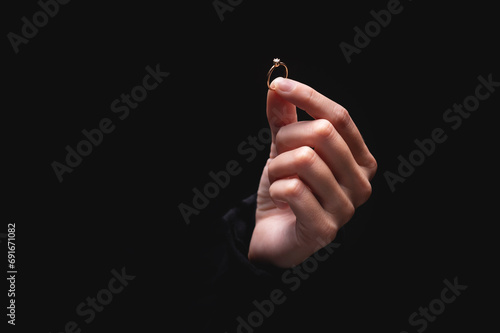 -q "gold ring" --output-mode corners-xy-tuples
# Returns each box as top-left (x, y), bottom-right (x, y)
(267, 58), (288, 90)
